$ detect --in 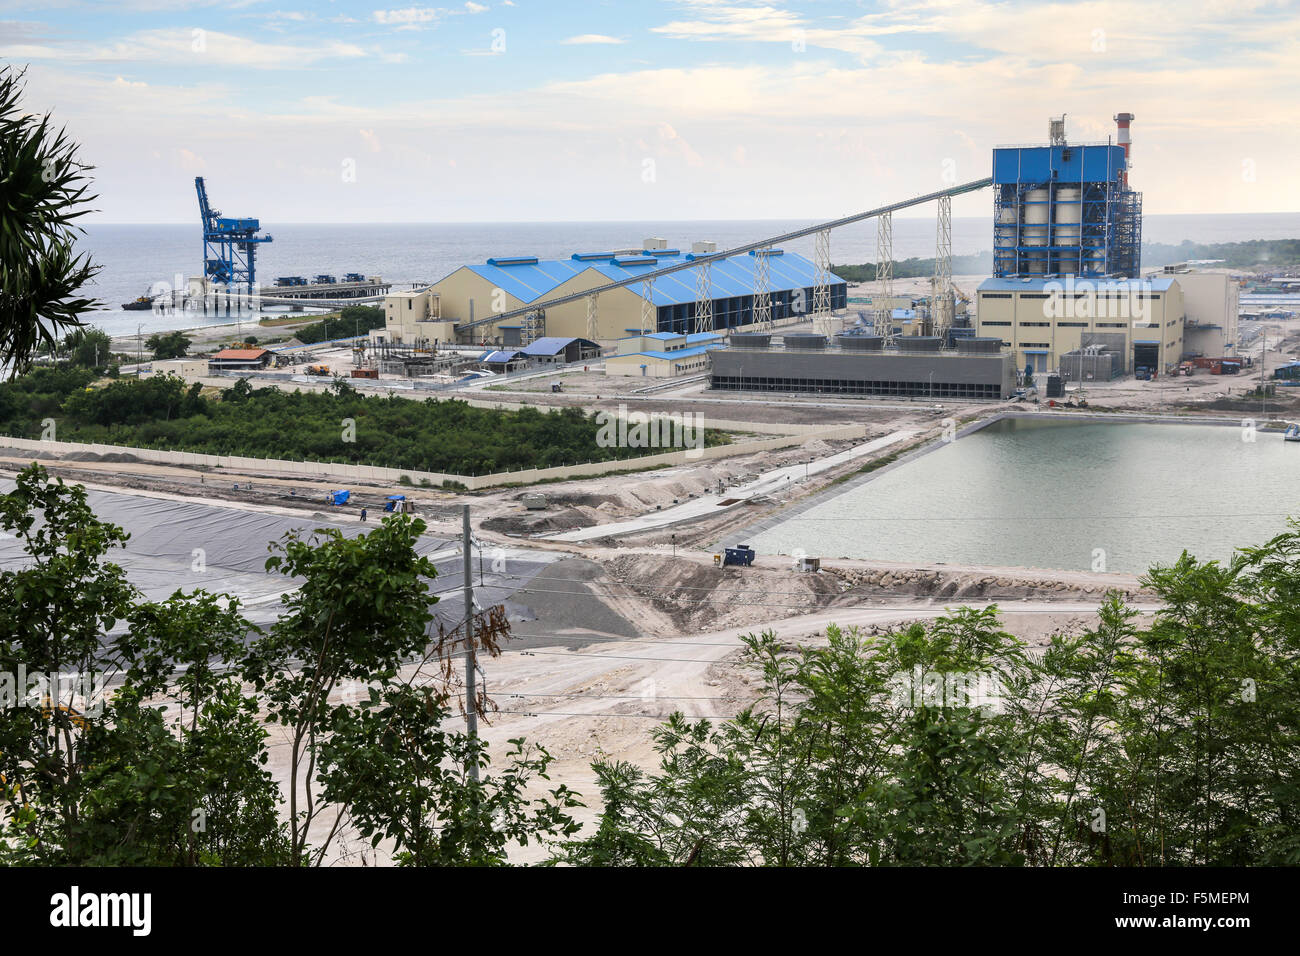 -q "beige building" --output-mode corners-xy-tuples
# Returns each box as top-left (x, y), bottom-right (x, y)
(975, 277), (1185, 375)
(1159, 266), (1238, 359)
(605, 332), (724, 378)
(143, 358), (208, 380)
(376, 287), (457, 345)
(375, 242), (844, 348)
